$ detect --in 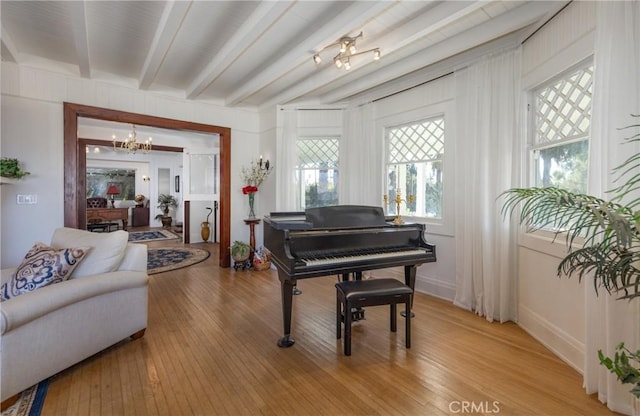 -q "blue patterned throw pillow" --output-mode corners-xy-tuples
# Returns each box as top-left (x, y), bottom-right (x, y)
(0, 243), (89, 301)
